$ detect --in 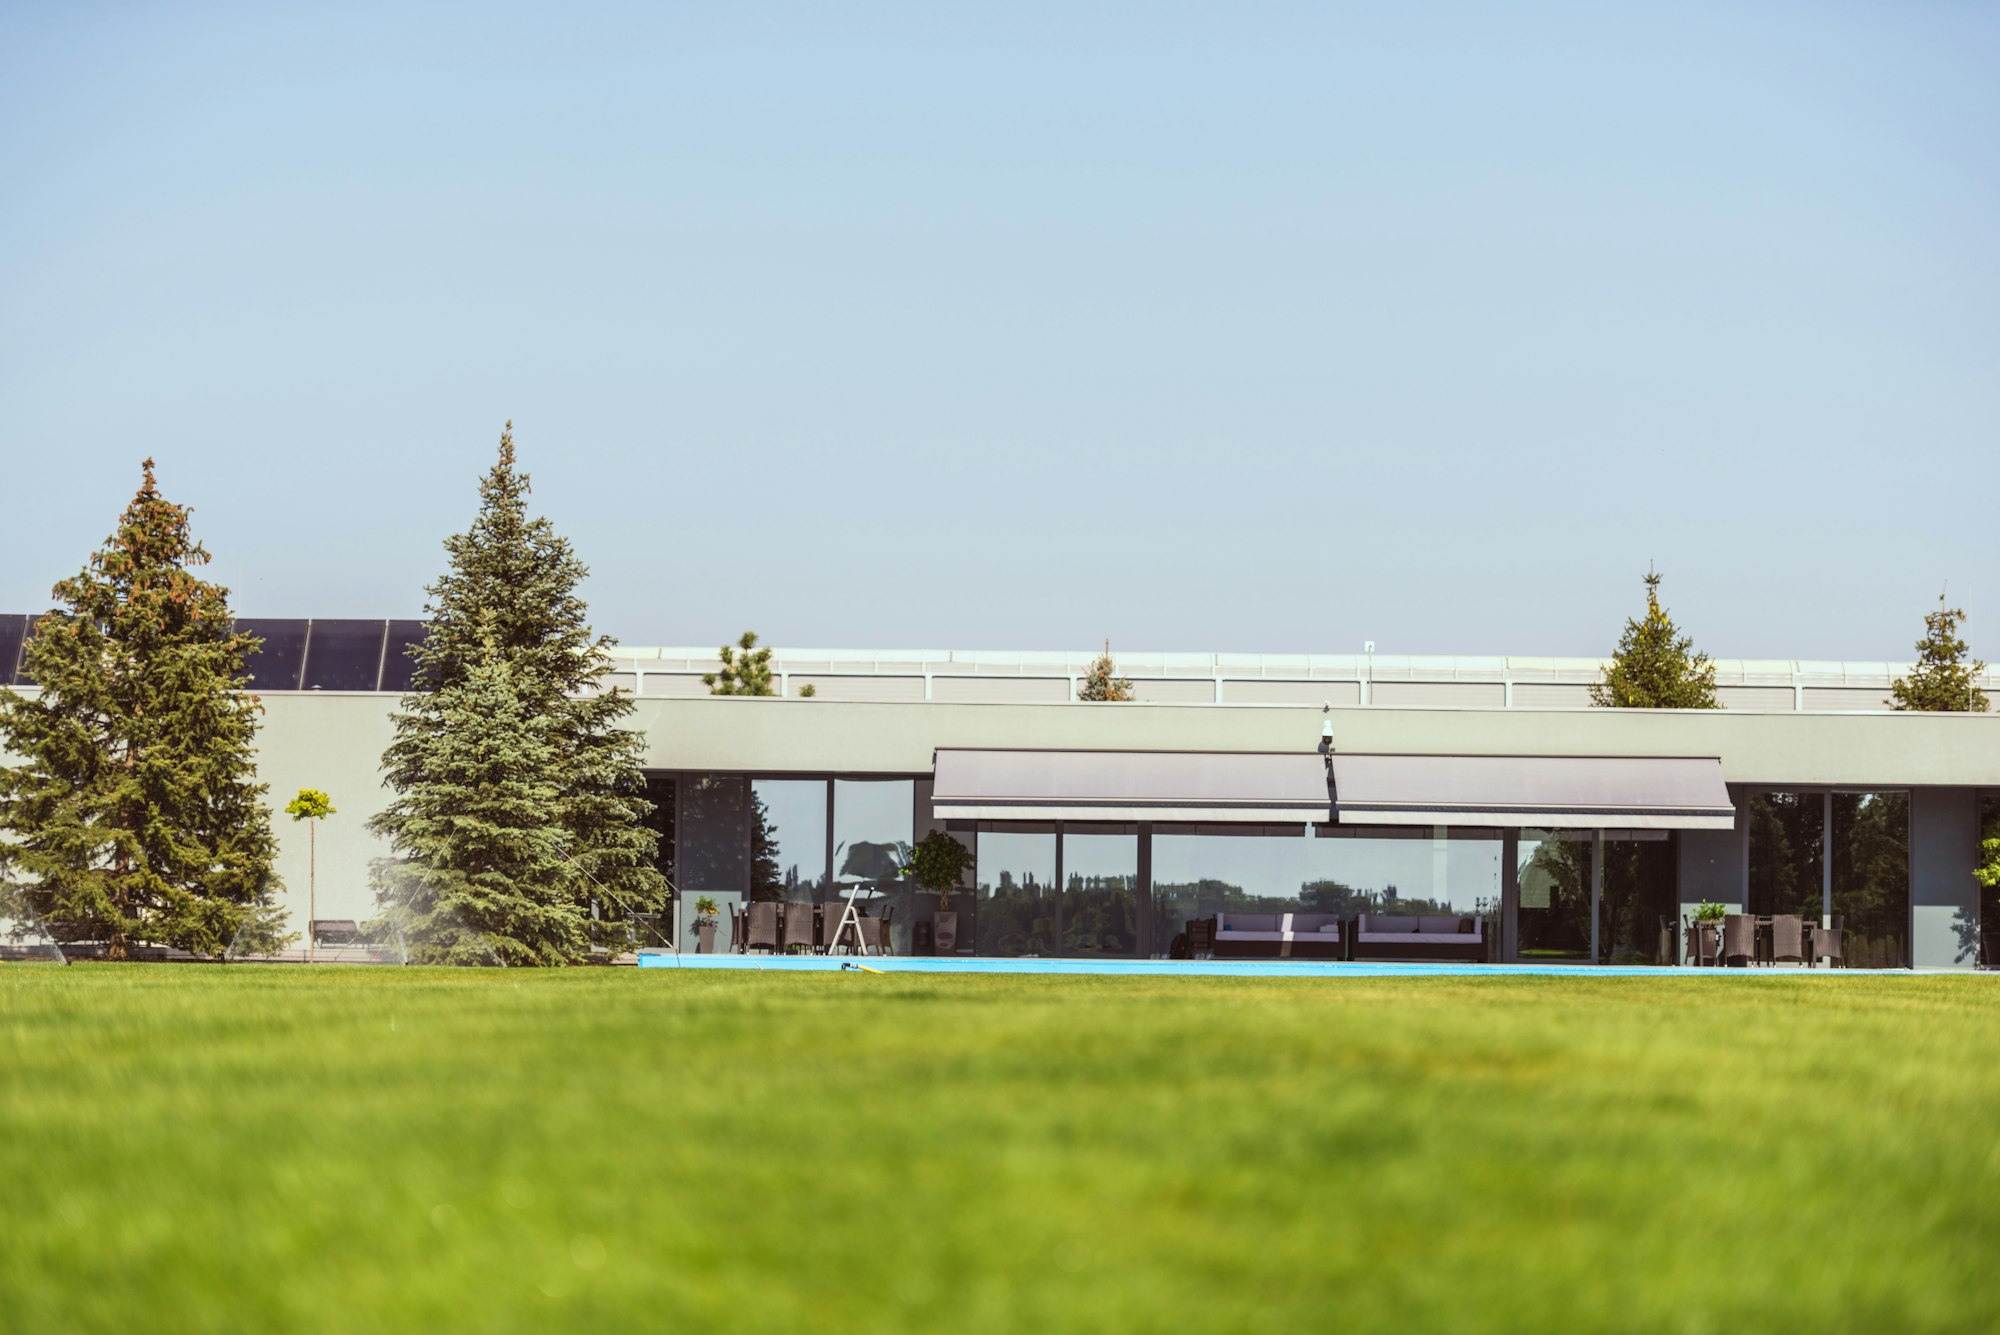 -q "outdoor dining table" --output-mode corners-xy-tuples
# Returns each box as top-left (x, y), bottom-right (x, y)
(1695, 914), (1820, 967)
